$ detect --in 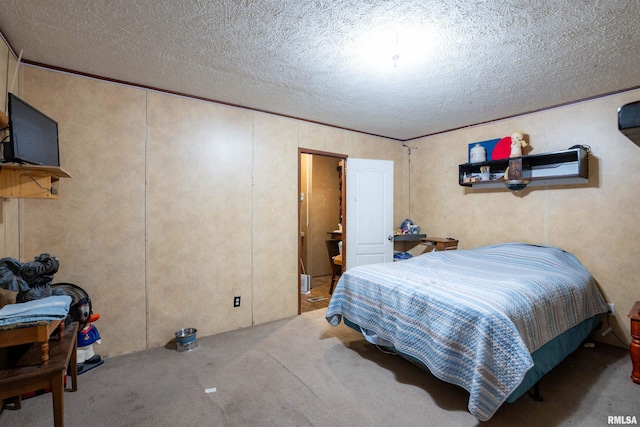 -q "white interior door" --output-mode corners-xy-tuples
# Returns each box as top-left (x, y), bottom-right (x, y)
(345, 158), (394, 270)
